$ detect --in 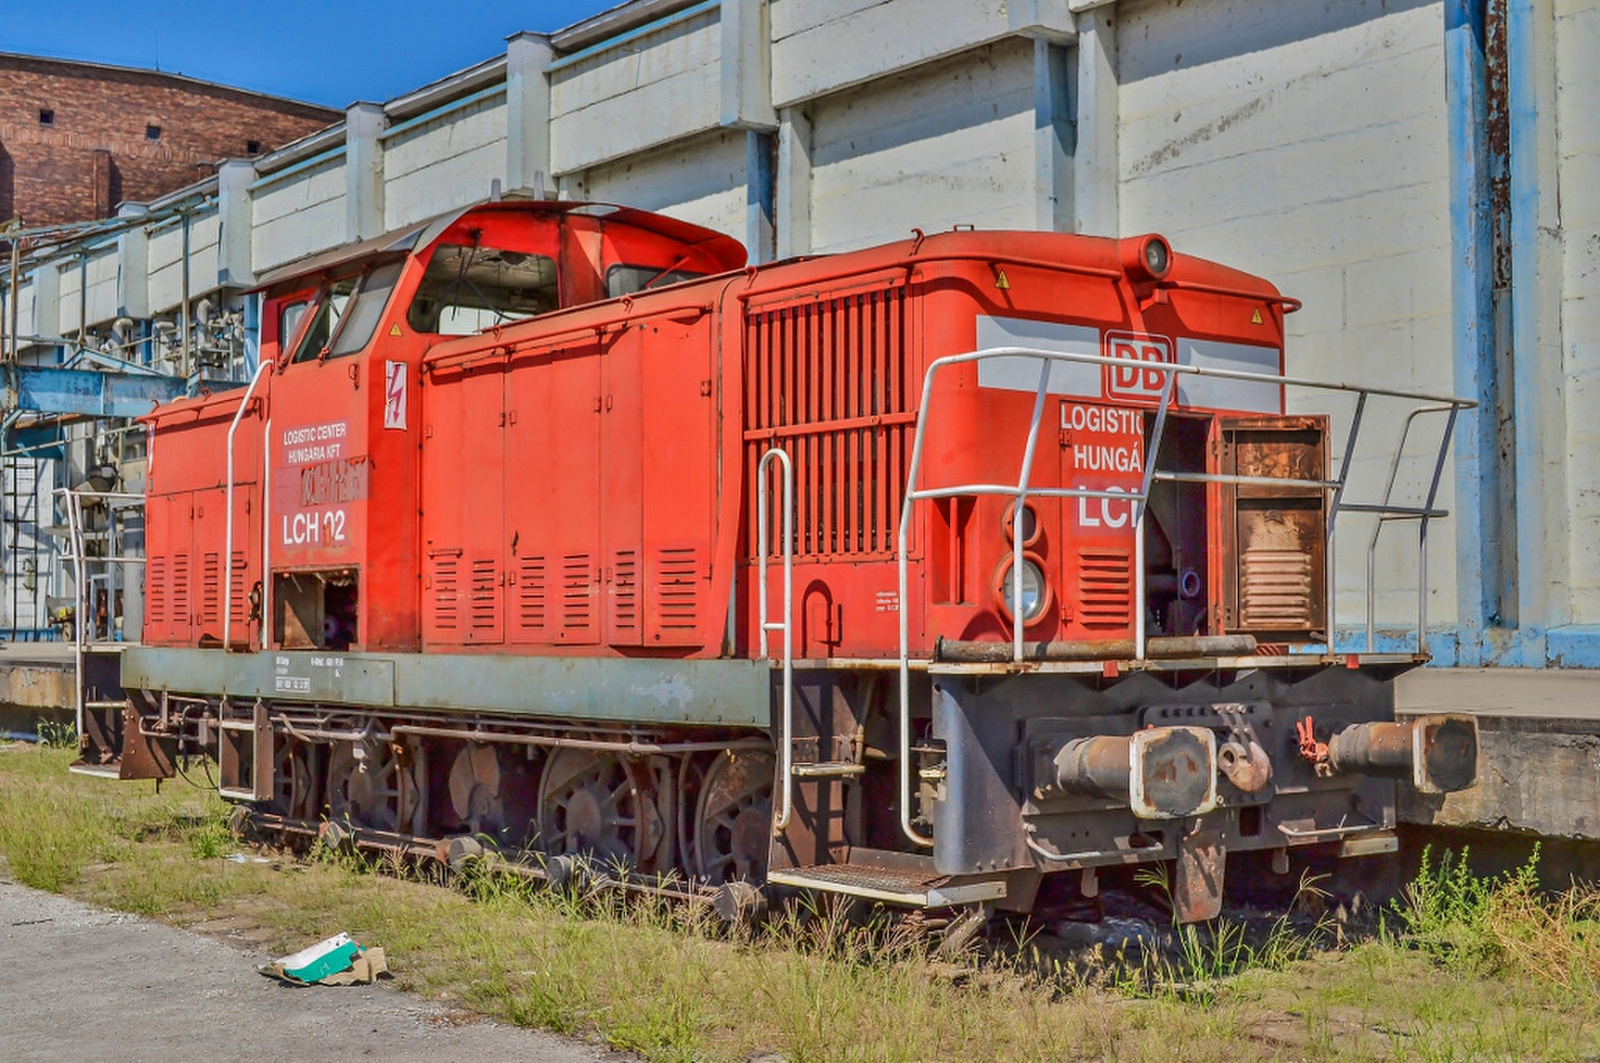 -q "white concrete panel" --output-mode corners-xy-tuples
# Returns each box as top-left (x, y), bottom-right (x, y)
(1117, 0), (1455, 626)
(1556, 0), (1600, 618)
(770, 0), (1009, 106)
(383, 96), (509, 231)
(551, 7), (723, 173)
(808, 39), (1036, 254)
(572, 129), (750, 240)
(251, 157), (348, 272)
(146, 213), (222, 314)
(13, 279), (34, 340)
